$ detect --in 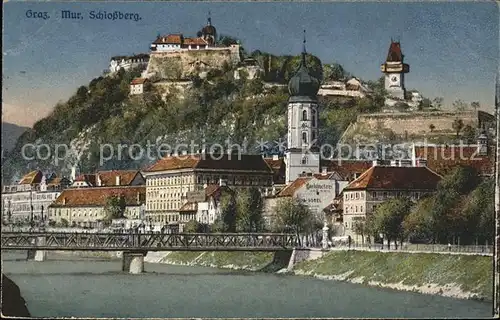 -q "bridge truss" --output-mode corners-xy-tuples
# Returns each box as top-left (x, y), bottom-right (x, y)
(0, 232), (298, 251)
